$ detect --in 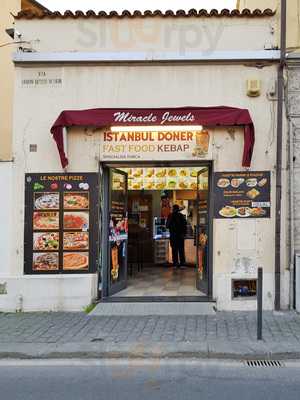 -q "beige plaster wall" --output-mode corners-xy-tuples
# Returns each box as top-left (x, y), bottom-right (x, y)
(7, 14), (290, 310)
(238, 0), (277, 9)
(0, 0), (20, 160)
(15, 15), (277, 54)
(238, 0), (300, 50)
(10, 62), (288, 309)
